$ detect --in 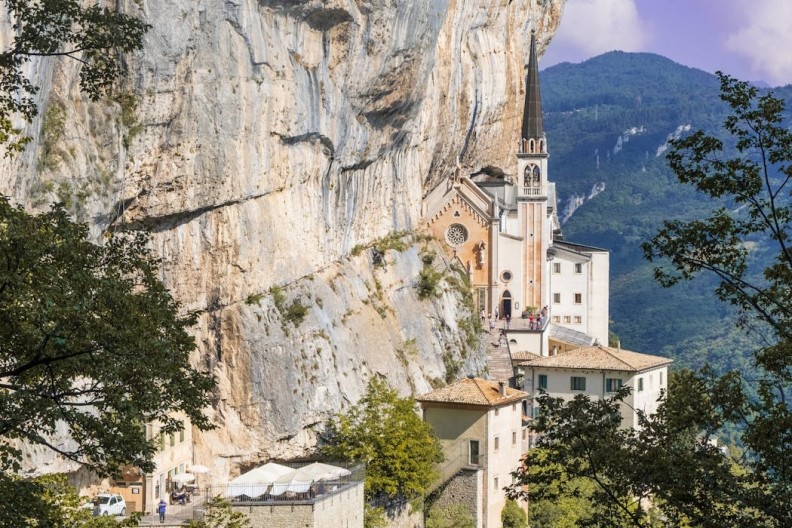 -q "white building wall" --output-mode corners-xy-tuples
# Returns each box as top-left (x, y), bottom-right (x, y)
(549, 255), (589, 333)
(527, 367), (667, 429)
(587, 251), (610, 345)
(497, 234), (524, 317)
(628, 365), (668, 428)
(485, 400), (525, 528)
